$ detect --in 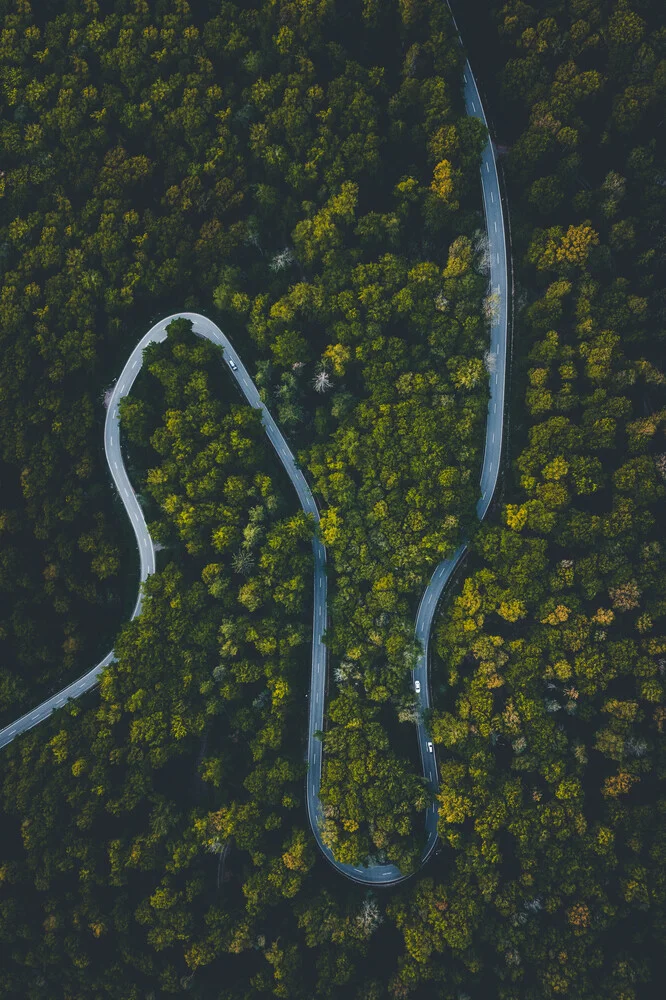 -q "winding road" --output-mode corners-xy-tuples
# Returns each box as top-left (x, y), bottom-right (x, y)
(0, 21), (508, 888)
